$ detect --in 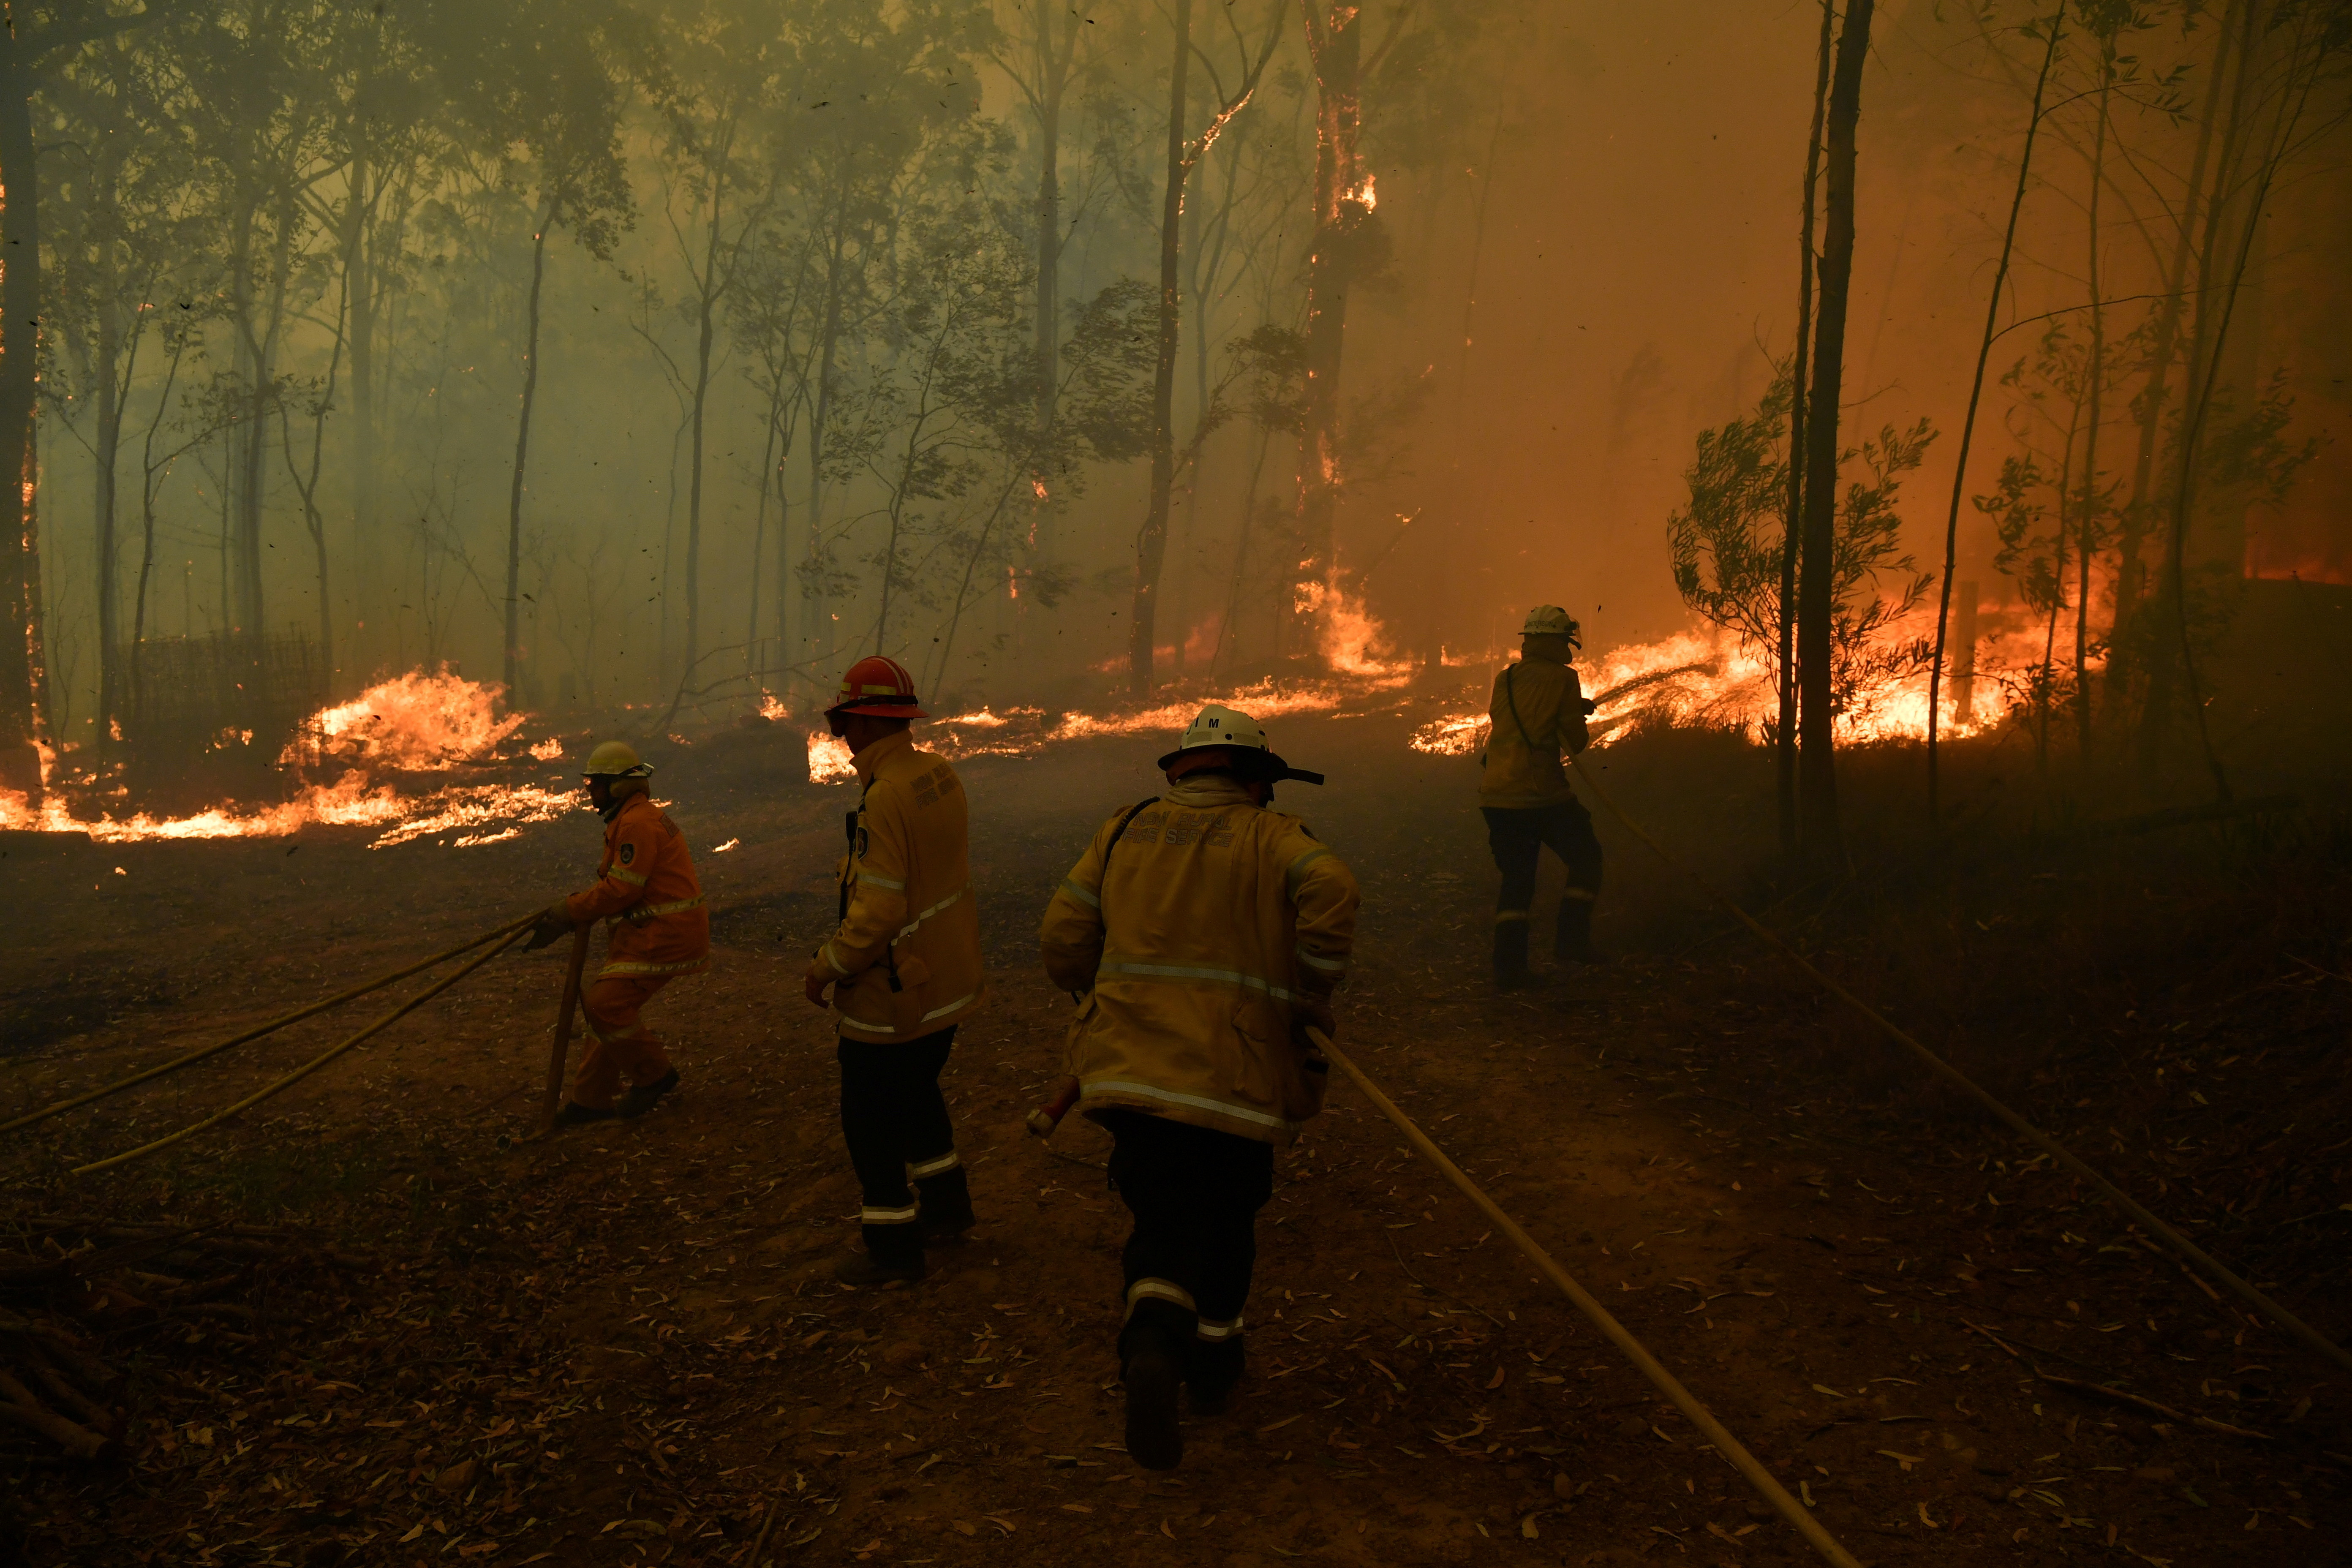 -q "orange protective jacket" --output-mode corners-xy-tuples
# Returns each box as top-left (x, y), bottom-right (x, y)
(566, 787), (711, 982)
